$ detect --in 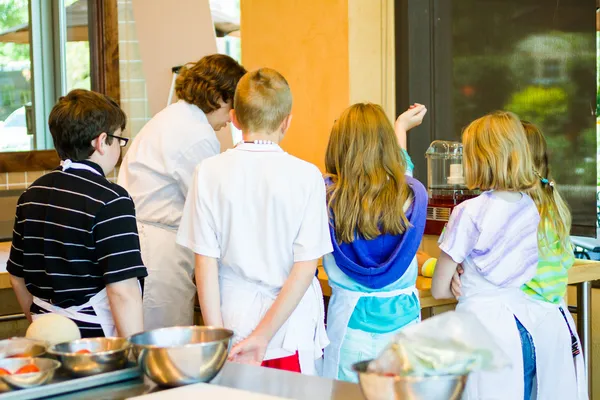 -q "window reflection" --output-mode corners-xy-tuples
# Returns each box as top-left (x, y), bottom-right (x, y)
(451, 0), (596, 233)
